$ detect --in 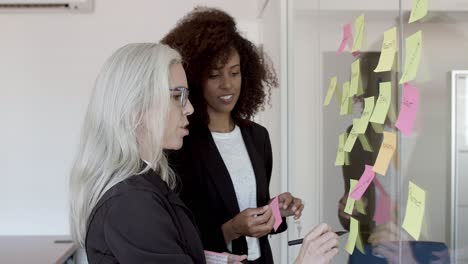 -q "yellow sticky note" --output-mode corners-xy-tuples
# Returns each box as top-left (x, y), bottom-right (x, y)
(324, 76), (338, 106)
(350, 60), (360, 96)
(399, 31), (422, 84)
(344, 151), (351, 166)
(371, 122), (384, 133)
(356, 232), (365, 254)
(409, 0), (428, 23)
(358, 134), (373, 152)
(373, 131), (397, 176)
(344, 179), (358, 215)
(356, 97), (375, 134)
(402, 181), (426, 240)
(352, 14), (365, 52)
(356, 199), (367, 215)
(374, 27), (397, 72)
(335, 133), (347, 166)
(370, 82), (391, 124)
(344, 119), (360, 152)
(340, 82), (352, 115)
(345, 217), (359, 255)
